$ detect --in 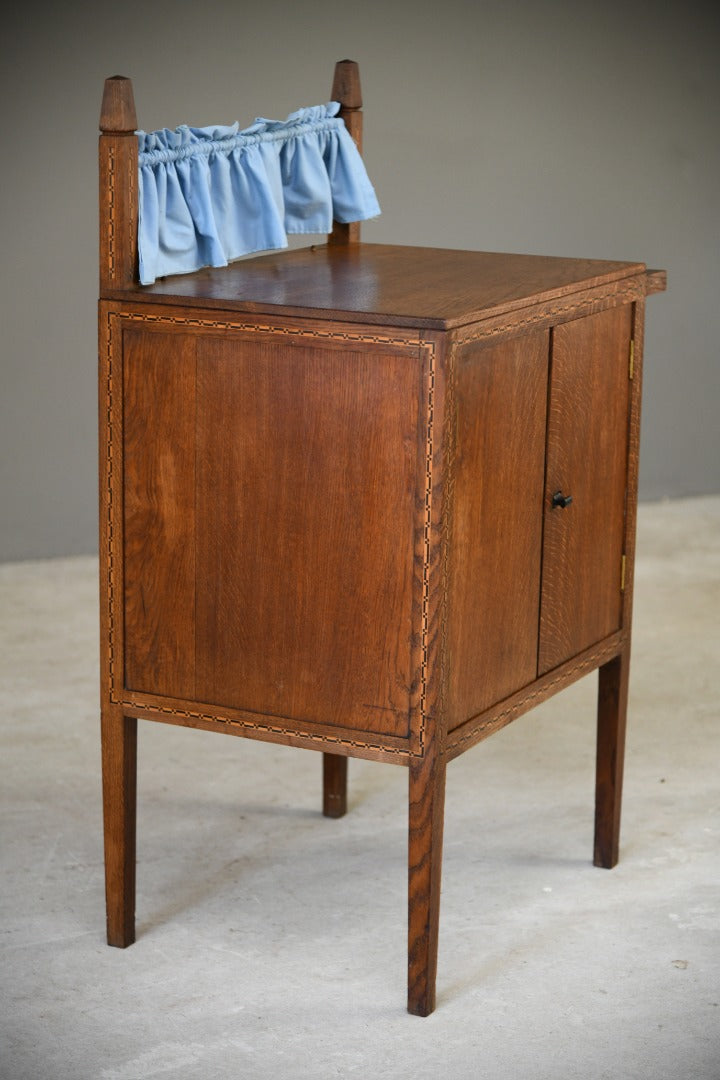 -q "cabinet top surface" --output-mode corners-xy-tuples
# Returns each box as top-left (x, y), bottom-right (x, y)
(105, 244), (648, 329)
